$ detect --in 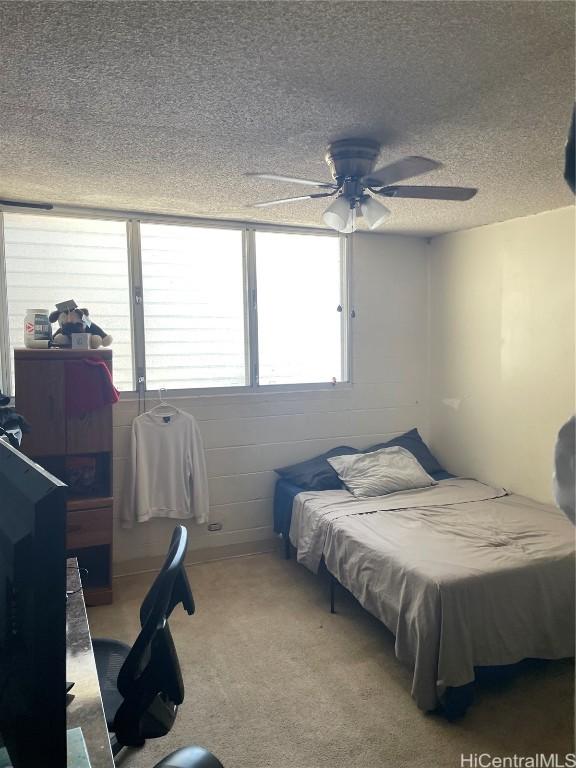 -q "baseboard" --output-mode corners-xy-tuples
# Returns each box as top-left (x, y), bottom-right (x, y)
(113, 537), (279, 577)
